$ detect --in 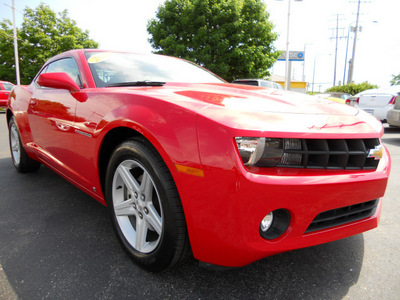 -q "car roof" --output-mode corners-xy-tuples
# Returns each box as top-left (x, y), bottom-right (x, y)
(233, 79), (272, 82)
